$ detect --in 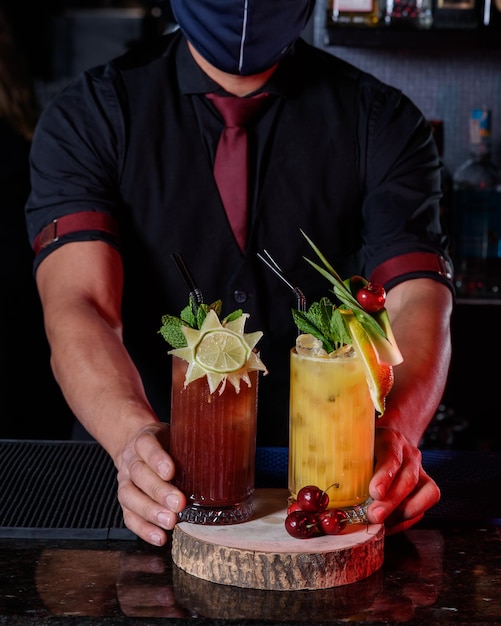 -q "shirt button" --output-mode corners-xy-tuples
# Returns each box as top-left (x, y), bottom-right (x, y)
(233, 290), (247, 304)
